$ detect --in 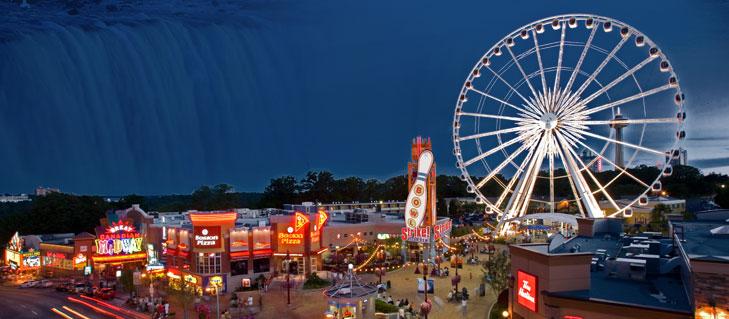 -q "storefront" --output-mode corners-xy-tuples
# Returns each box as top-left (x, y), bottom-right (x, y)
(164, 211), (238, 293)
(40, 243), (76, 277)
(270, 210), (329, 276)
(3, 232), (41, 274)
